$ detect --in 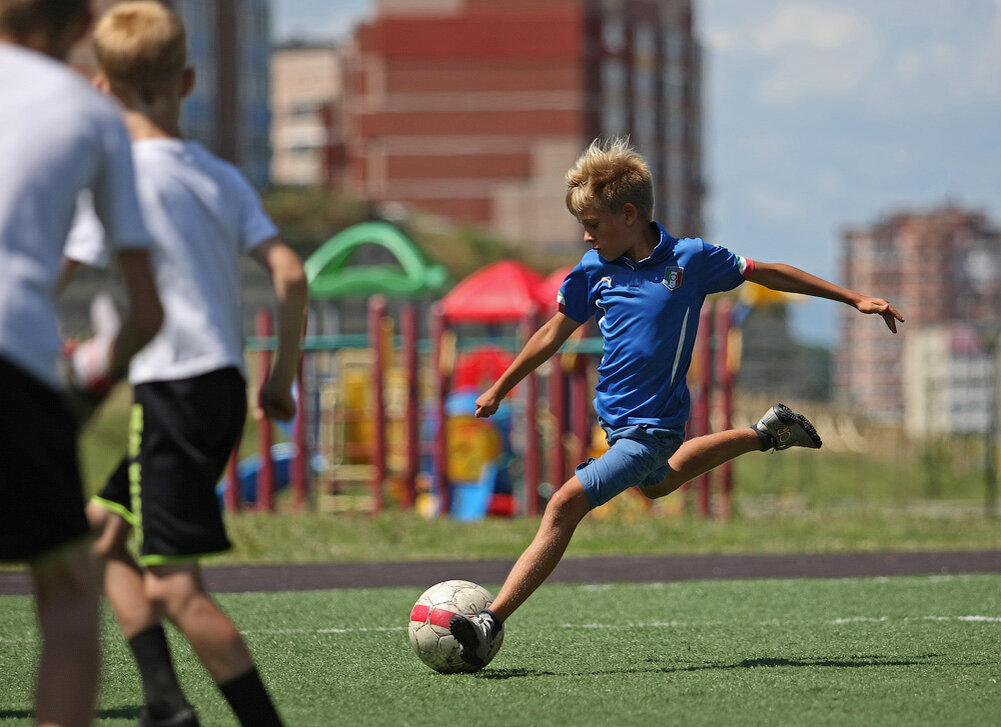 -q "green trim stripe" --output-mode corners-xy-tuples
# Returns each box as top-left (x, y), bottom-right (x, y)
(89, 495), (136, 527)
(127, 404), (144, 552)
(139, 548), (227, 568)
